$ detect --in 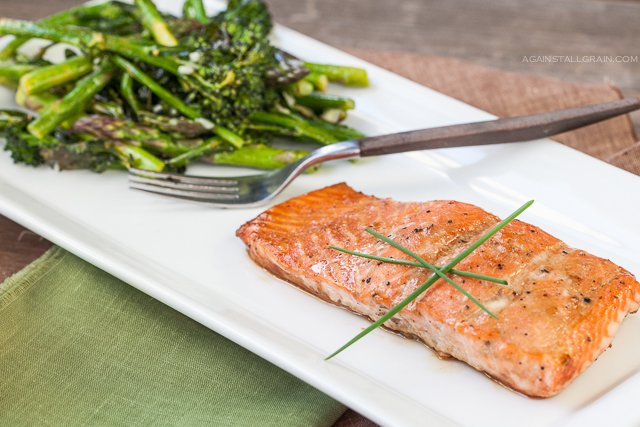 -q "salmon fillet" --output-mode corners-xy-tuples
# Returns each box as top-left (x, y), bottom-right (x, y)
(236, 183), (640, 397)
